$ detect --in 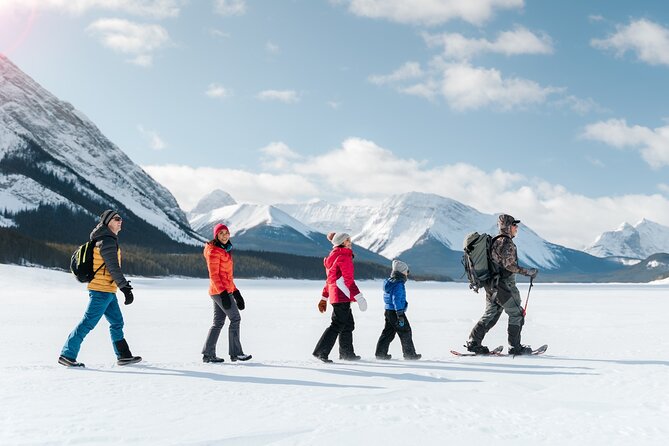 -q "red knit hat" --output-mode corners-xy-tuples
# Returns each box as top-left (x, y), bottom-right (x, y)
(213, 223), (229, 238)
